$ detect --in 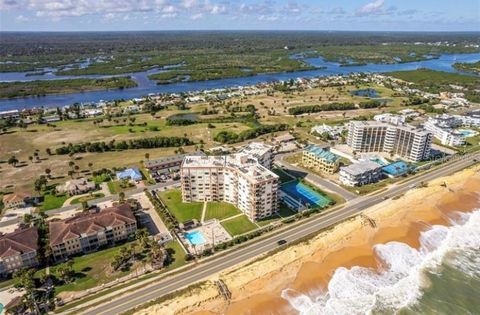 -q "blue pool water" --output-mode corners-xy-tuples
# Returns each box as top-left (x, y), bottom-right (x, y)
(458, 129), (477, 137)
(185, 231), (207, 245)
(281, 181), (331, 207)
